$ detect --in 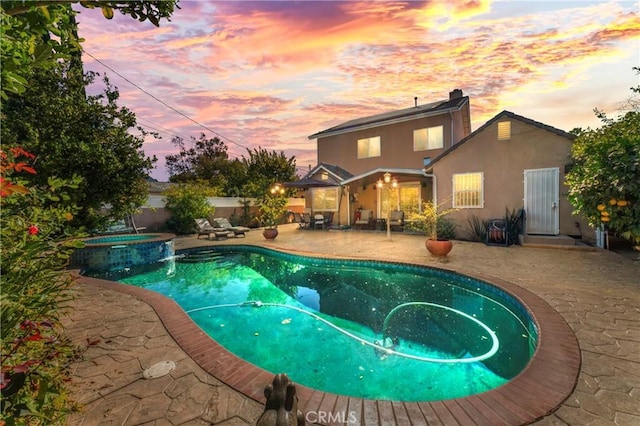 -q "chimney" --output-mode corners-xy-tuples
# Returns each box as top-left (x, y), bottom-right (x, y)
(449, 89), (463, 100)
(414, 96), (418, 107)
